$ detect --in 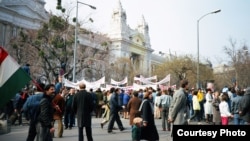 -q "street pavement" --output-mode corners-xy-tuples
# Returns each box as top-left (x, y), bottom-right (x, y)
(0, 117), (171, 141)
(0, 116), (233, 141)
